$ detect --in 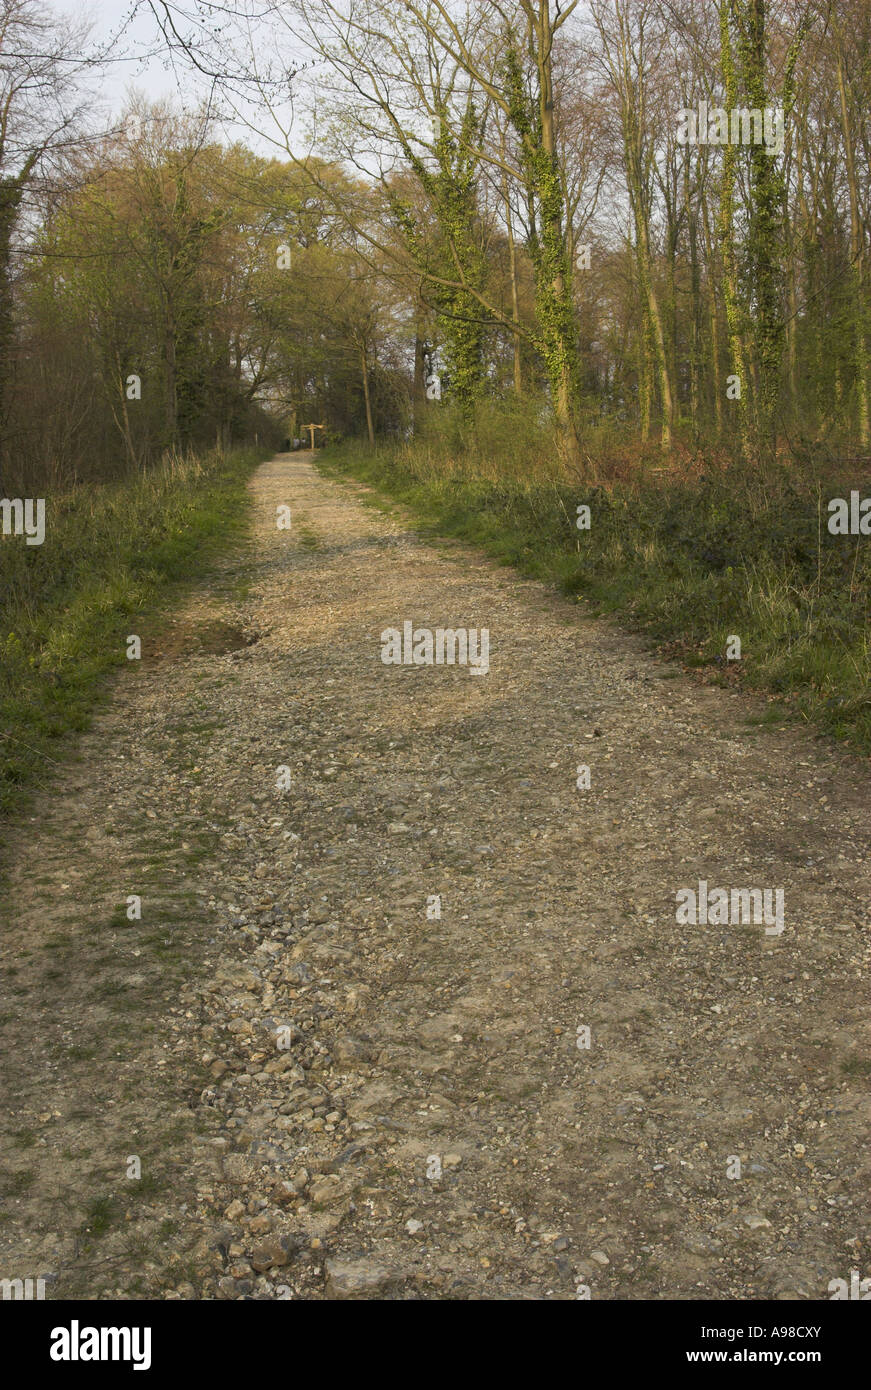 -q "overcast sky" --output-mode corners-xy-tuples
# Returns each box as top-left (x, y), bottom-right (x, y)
(66, 0), (298, 154)
(83, 1), (181, 118)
